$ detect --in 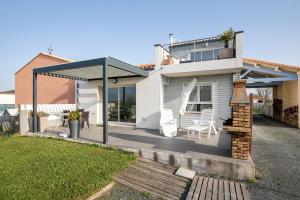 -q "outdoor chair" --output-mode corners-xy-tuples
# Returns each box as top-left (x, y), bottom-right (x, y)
(160, 109), (177, 137)
(81, 111), (90, 129)
(185, 109), (217, 139)
(62, 110), (70, 127)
